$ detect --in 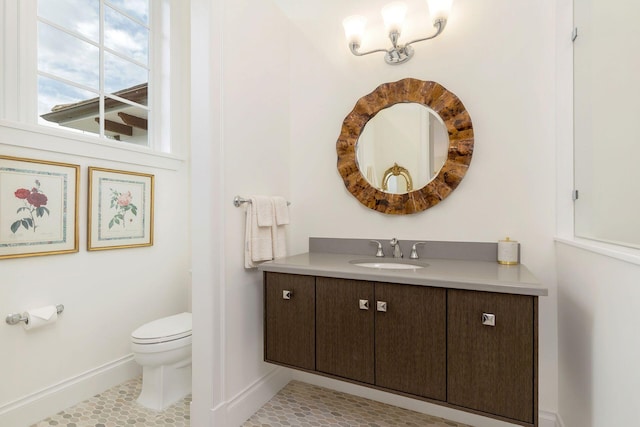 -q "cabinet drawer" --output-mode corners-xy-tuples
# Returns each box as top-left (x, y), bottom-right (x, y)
(264, 272), (315, 370)
(447, 289), (535, 423)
